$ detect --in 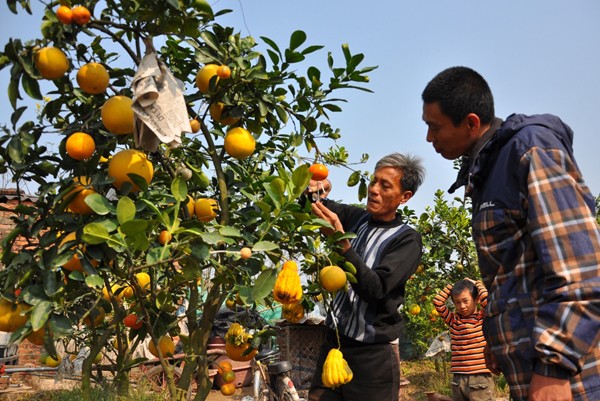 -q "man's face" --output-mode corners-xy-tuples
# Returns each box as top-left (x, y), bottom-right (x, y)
(366, 166), (410, 221)
(451, 288), (477, 317)
(422, 102), (475, 160)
